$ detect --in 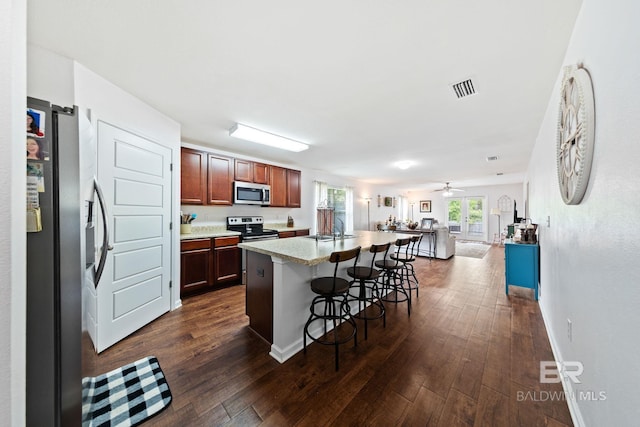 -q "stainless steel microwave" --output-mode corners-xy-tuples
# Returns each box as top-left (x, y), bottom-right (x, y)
(233, 181), (271, 206)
